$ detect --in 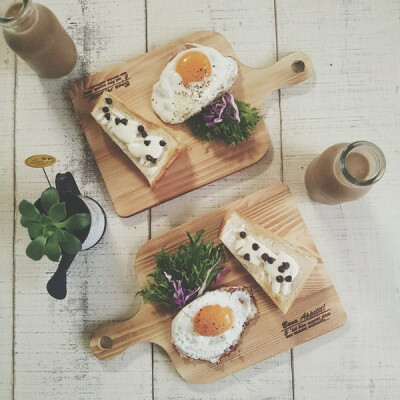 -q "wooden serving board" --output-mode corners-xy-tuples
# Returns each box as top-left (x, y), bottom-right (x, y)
(90, 183), (346, 384)
(69, 31), (313, 217)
